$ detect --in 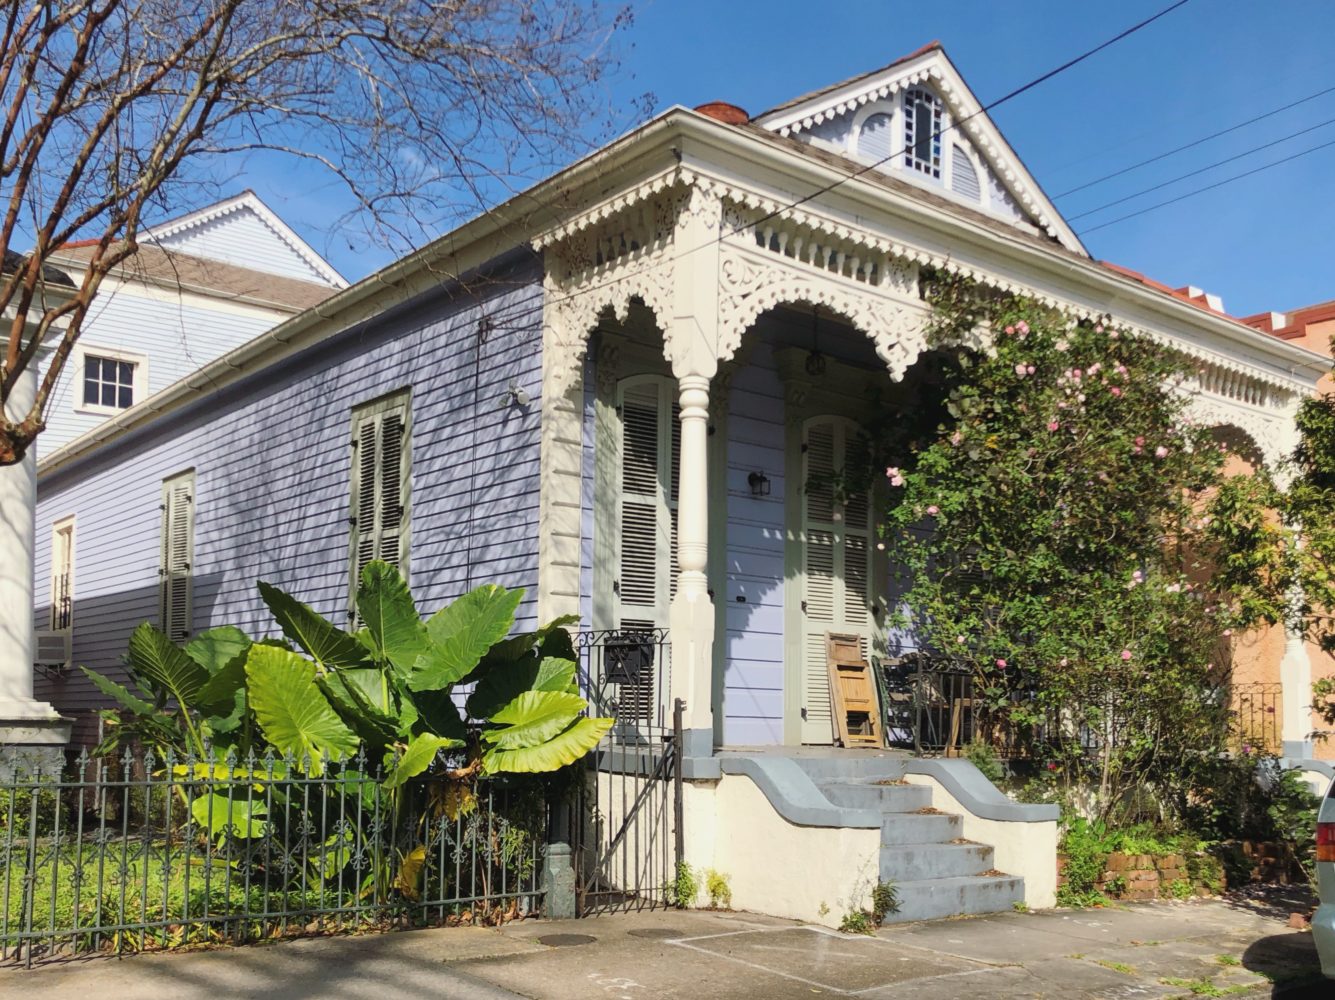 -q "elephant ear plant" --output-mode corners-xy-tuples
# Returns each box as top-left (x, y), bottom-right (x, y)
(86, 560), (612, 788)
